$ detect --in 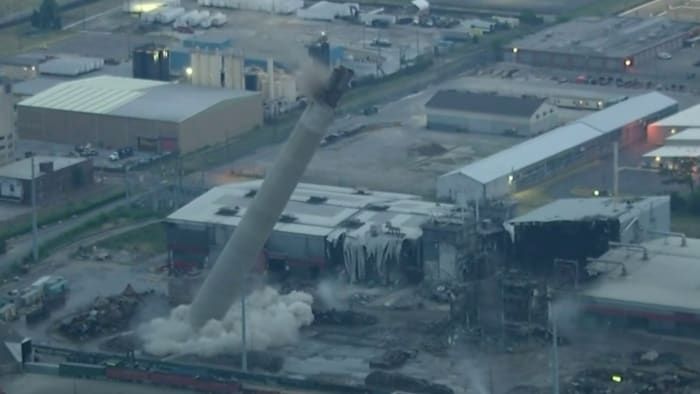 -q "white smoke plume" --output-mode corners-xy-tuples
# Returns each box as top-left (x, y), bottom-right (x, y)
(315, 278), (348, 311)
(140, 286), (314, 357)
